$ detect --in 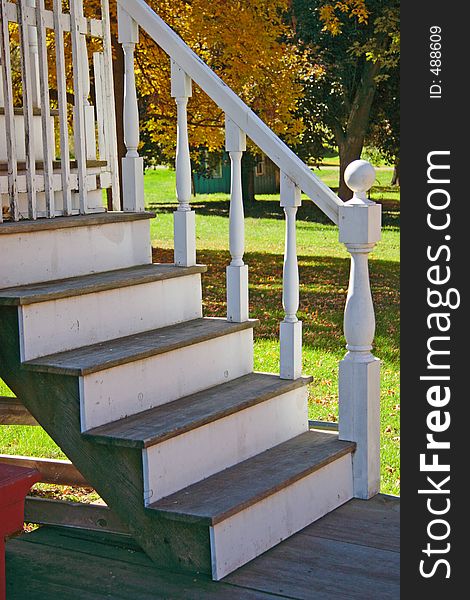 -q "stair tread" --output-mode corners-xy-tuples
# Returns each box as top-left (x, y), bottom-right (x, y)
(0, 212), (155, 235)
(84, 373), (312, 447)
(23, 317), (258, 376)
(150, 431), (355, 525)
(0, 263), (207, 304)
